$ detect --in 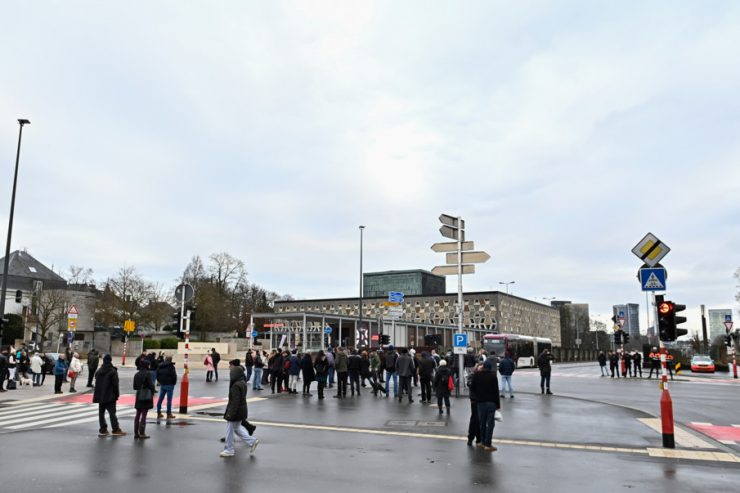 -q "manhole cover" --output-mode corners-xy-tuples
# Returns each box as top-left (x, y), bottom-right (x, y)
(416, 421), (447, 427)
(386, 420), (417, 427)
